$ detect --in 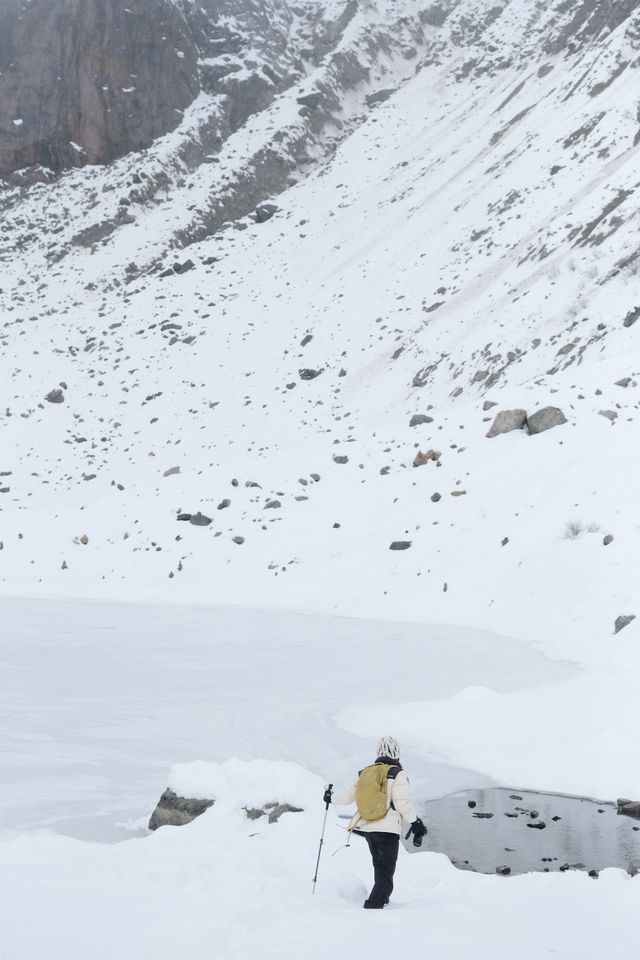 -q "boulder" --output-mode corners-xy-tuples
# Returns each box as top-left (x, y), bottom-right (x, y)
(527, 406), (567, 434)
(486, 409), (527, 438)
(45, 388), (65, 403)
(409, 414), (434, 427)
(617, 798), (640, 820)
(255, 204), (279, 223)
(148, 788), (214, 830)
(189, 512), (212, 526)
